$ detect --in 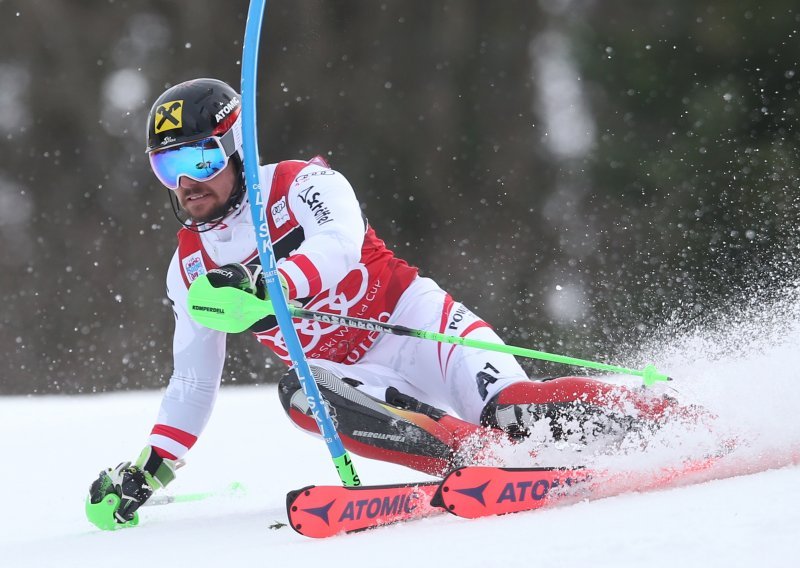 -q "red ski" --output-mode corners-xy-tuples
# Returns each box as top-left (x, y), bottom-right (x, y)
(434, 453), (732, 520)
(286, 481), (442, 538)
(286, 447), (775, 538)
(432, 466), (590, 518)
